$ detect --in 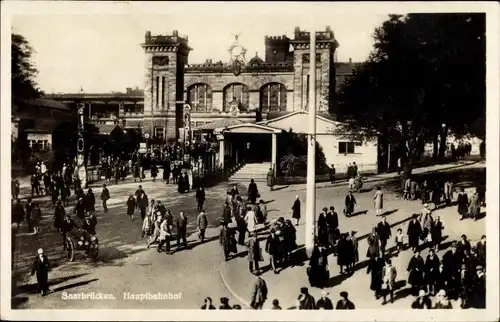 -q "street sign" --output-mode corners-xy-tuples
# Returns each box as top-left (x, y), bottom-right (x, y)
(144, 133), (150, 139)
(139, 142), (147, 154)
